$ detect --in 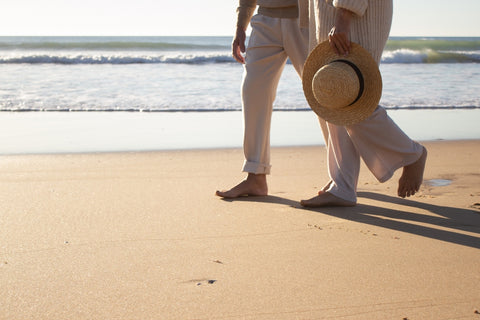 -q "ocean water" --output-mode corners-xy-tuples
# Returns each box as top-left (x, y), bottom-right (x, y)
(0, 36), (479, 112)
(0, 36), (479, 154)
